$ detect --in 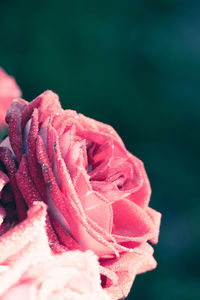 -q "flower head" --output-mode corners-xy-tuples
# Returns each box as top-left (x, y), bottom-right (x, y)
(0, 90), (161, 299)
